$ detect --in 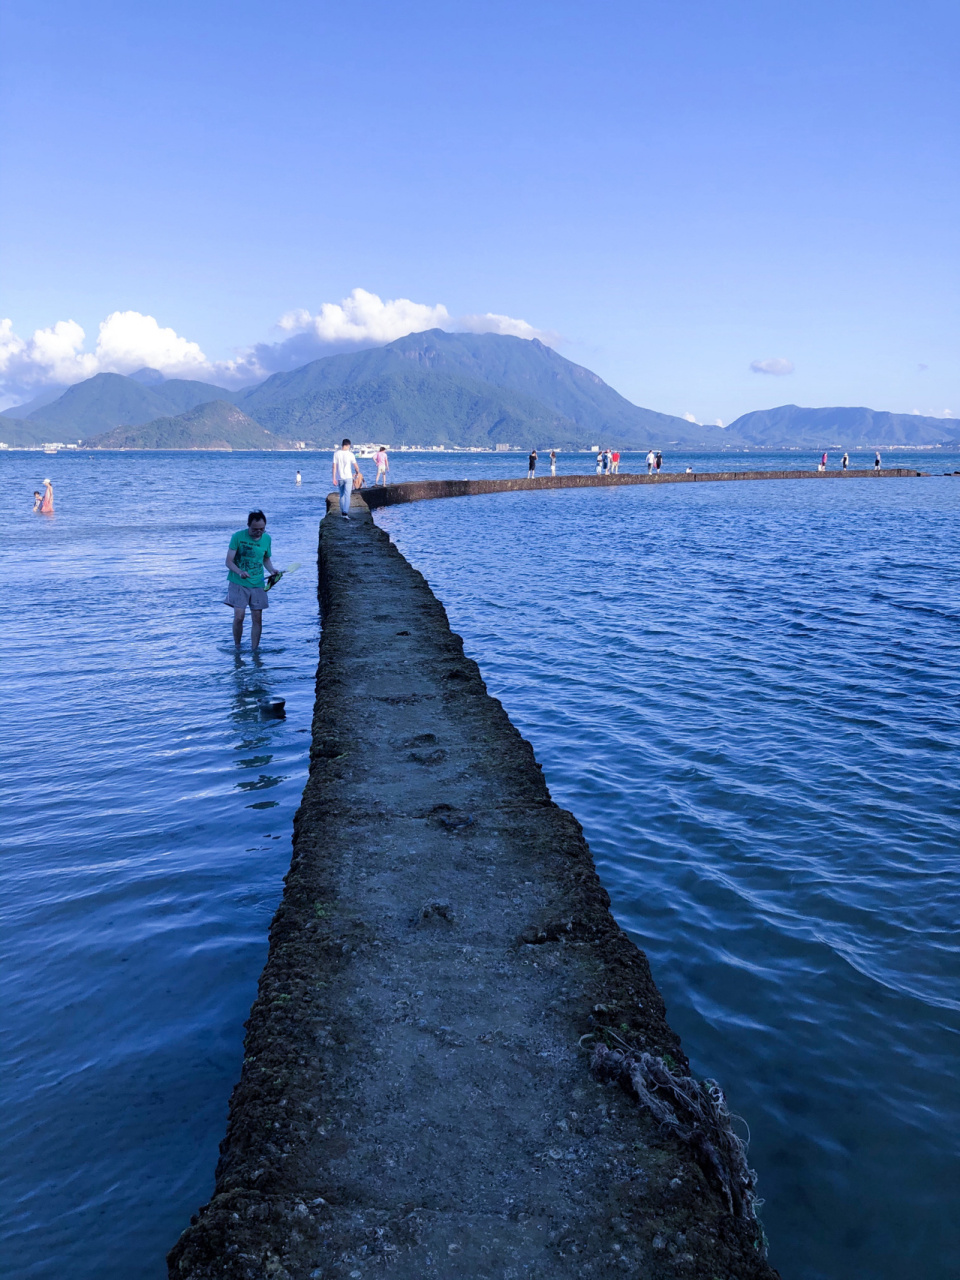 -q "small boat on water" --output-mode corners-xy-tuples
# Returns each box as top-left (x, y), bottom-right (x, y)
(43, 444), (59, 455)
